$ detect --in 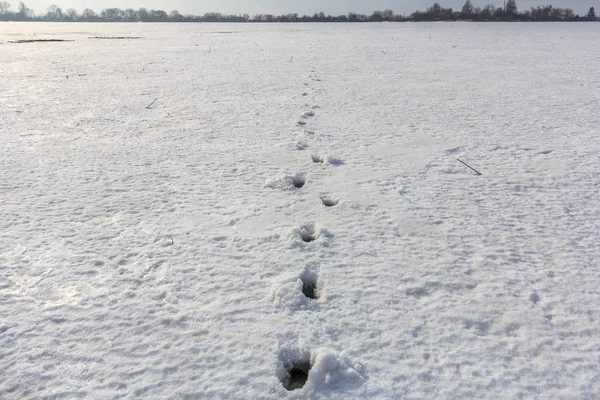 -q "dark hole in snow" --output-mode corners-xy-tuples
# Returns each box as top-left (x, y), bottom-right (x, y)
(311, 154), (323, 163)
(293, 176), (305, 188)
(300, 231), (316, 242)
(321, 197), (338, 207)
(282, 361), (311, 391)
(301, 278), (317, 300)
